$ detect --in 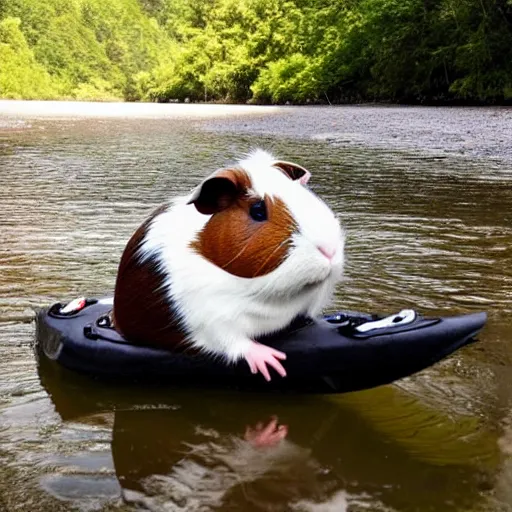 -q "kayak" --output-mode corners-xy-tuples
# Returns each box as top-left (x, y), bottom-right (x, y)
(34, 296), (487, 393)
